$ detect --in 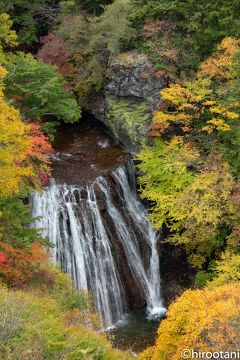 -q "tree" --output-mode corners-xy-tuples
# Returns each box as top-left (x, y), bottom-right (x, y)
(0, 12), (18, 62)
(150, 38), (240, 138)
(60, 0), (113, 15)
(151, 78), (238, 136)
(137, 38), (240, 269)
(0, 61), (55, 199)
(136, 137), (199, 228)
(198, 37), (240, 83)
(0, 195), (50, 250)
(0, 241), (49, 287)
(0, 65), (33, 199)
(0, 0), (59, 45)
(57, 0), (130, 100)
(5, 53), (81, 124)
(37, 32), (73, 76)
(127, 0), (240, 74)
(139, 283), (240, 360)
(170, 157), (234, 268)
(137, 141), (234, 268)
(27, 123), (53, 186)
(208, 252), (240, 288)
(0, 64), (52, 262)
(199, 38), (240, 175)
